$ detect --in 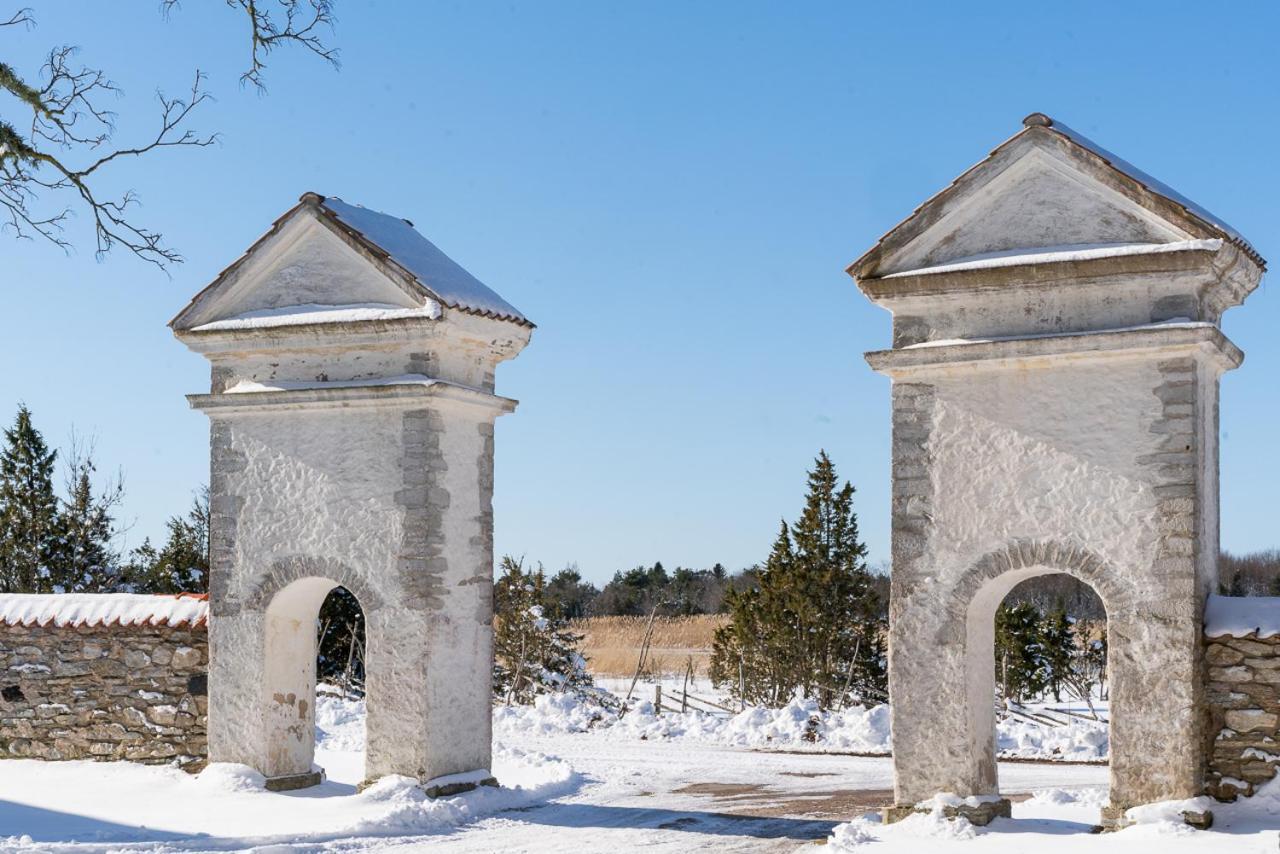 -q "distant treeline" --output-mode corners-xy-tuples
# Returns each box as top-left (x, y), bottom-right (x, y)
(1220, 550), (1280, 596)
(552, 546), (1280, 622)
(539, 560), (892, 620)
